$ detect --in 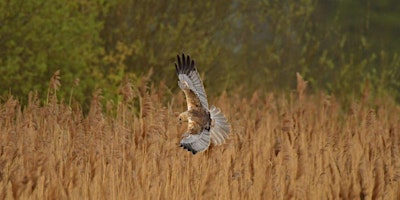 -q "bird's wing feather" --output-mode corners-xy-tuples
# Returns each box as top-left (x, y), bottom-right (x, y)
(180, 129), (211, 154)
(175, 54), (209, 109)
(180, 82), (202, 110)
(209, 105), (231, 145)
